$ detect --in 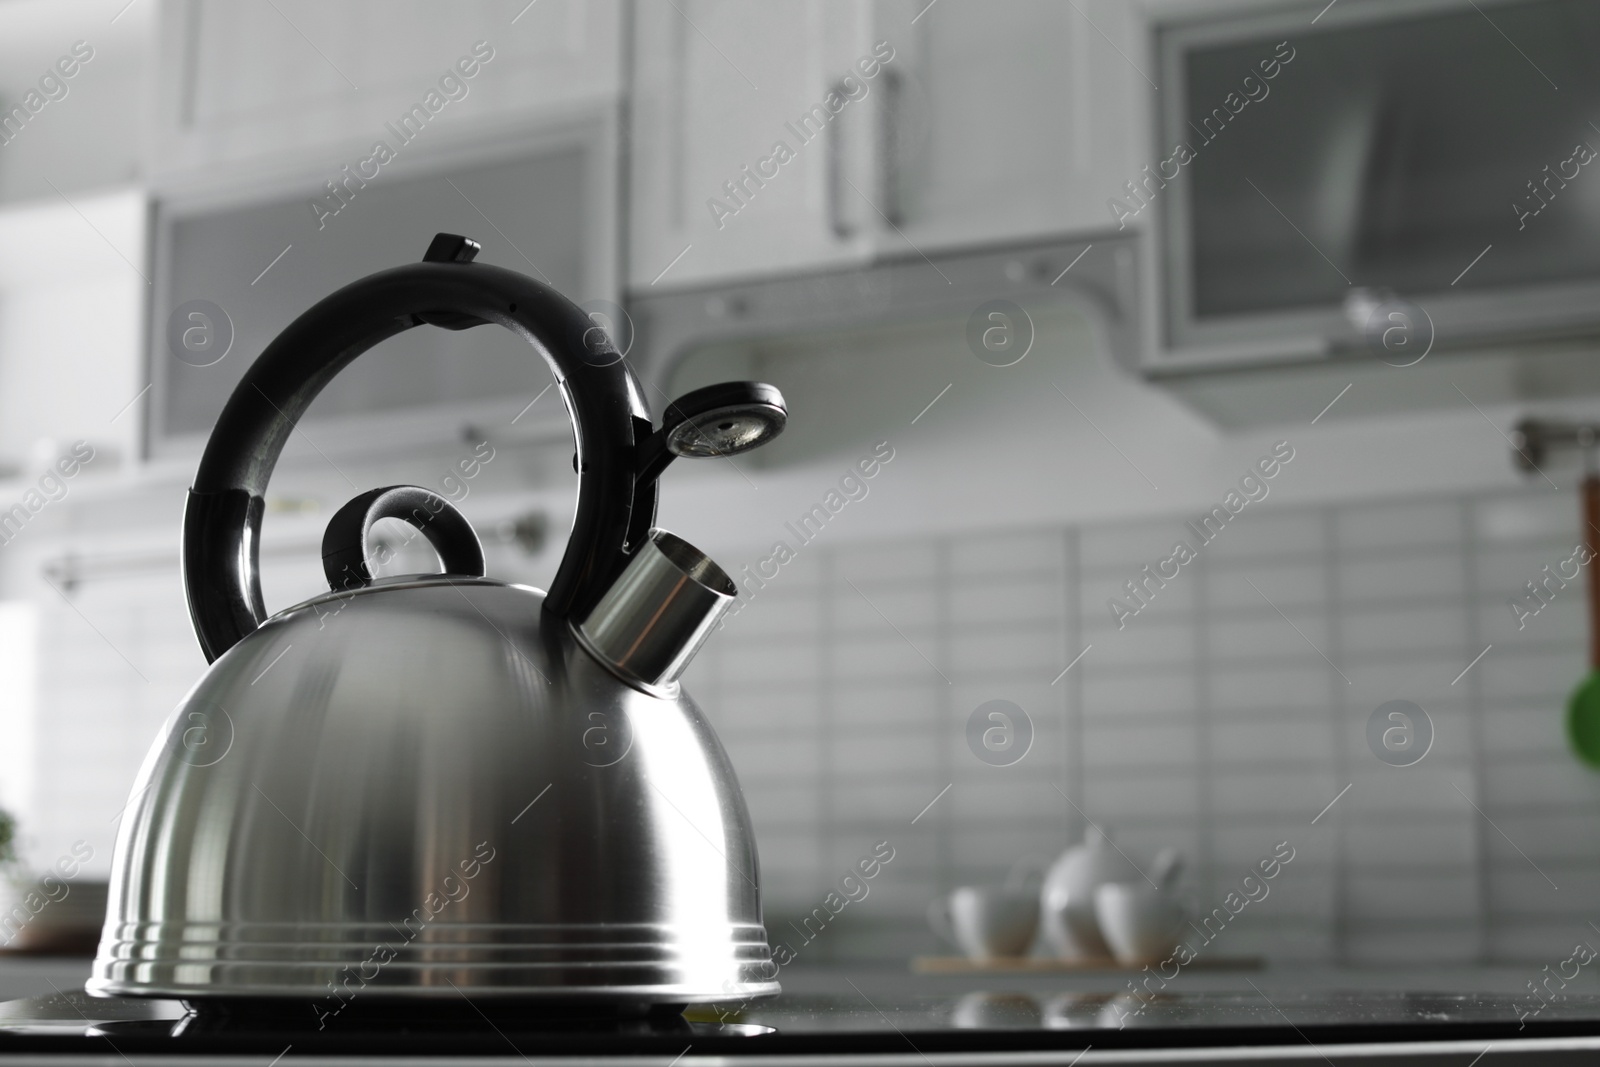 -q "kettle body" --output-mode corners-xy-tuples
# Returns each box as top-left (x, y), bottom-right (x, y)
(90, 576), (774, 1004)
(88, 234), (787, 1006)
